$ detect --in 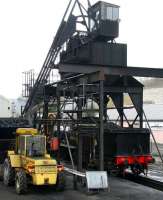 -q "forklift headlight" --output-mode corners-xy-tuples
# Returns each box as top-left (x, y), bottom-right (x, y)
(28, 165), (35, 173)
(57, 165), (64, 172)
